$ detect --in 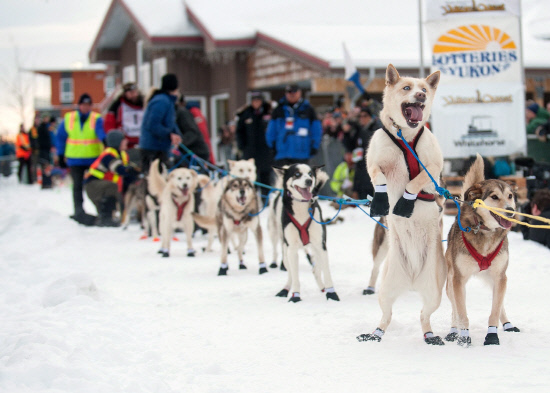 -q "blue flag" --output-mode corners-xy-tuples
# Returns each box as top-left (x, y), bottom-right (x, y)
(343, 43), (364, 94)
